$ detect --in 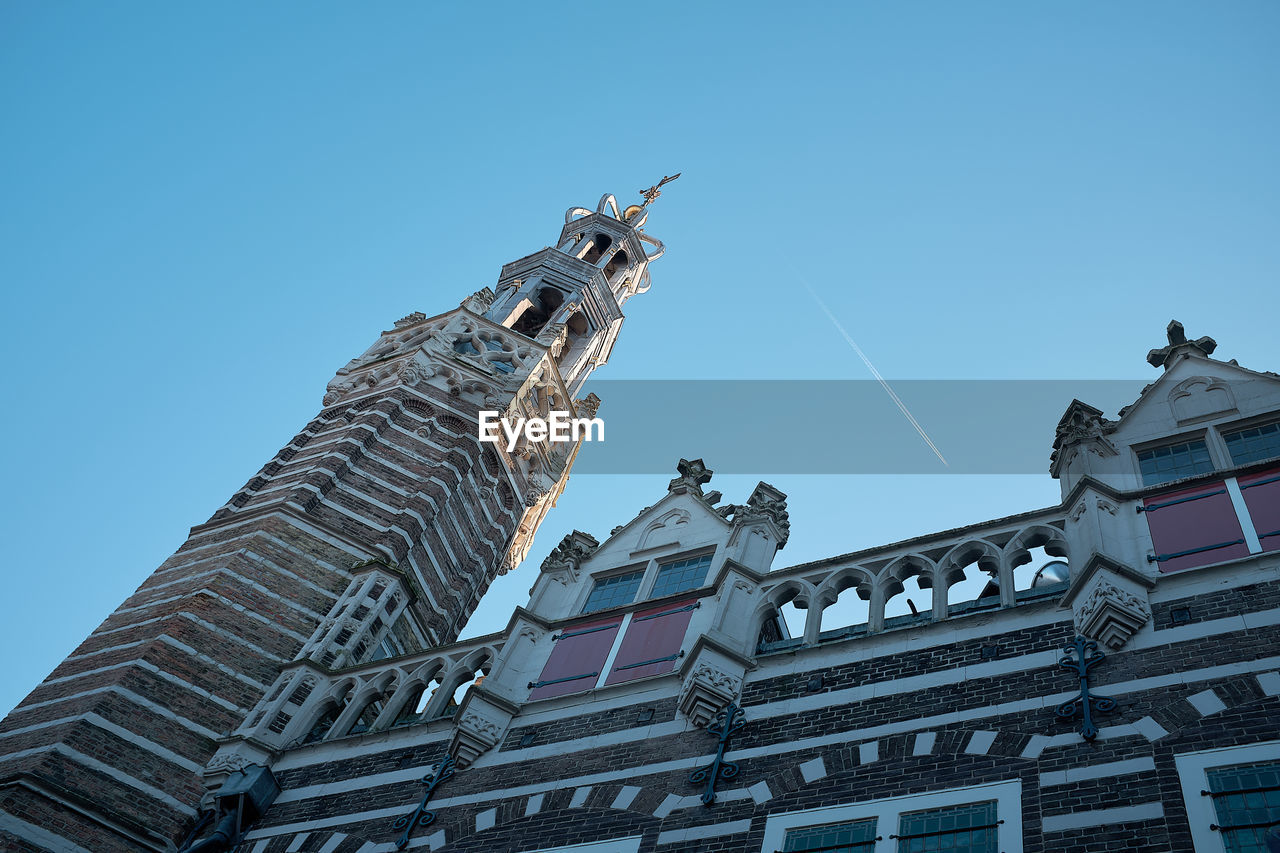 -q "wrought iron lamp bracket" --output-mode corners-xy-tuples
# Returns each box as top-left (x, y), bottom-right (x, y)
(689, 701), (746, 806)
(392, 753), (457, 849)
(1054, 635), (1116, 741)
